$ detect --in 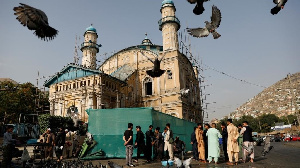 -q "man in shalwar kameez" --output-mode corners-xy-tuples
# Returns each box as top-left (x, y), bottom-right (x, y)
(206, 123), (222, 164)
(226, 119), (240, 165)
(195, 123), (206, 162)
